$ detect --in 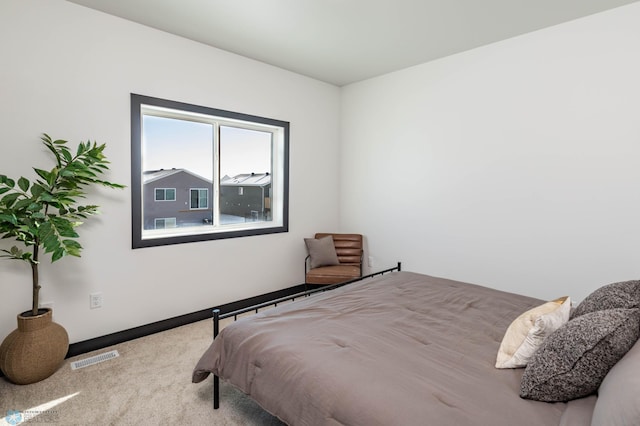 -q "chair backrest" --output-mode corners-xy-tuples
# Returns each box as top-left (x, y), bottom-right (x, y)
(315, 233), (363, 266)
